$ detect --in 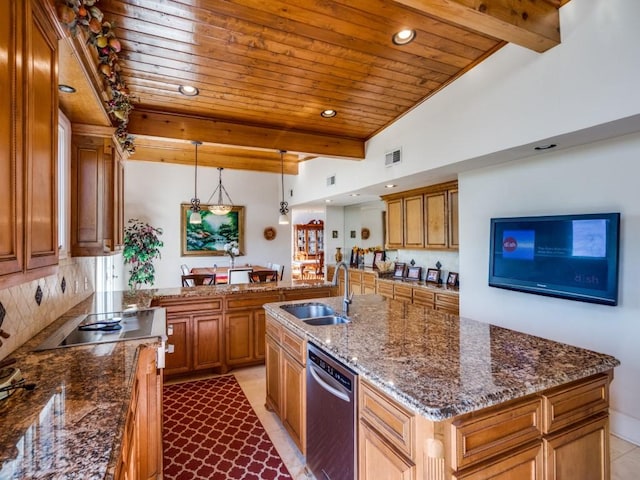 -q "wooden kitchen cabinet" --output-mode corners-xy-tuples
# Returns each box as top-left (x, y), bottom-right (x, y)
(294, 219), (324, 260)
(359, 420), (416, 480)
(0, 0), (59, 287)
(265, 314), (307, 455)
(362, 271), (377, 294)
(382, 181), (458, 251)
(116, 344), (163, 480)
(404, 194), (425, 248)
(70, 127), (125, 256)
(386, 198), (404, 249)
(376, 279), (394, 299)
